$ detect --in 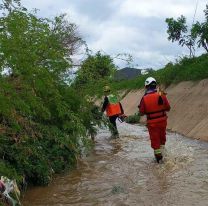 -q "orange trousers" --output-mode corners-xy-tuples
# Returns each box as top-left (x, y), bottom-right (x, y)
(147, 120), (167, 150)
